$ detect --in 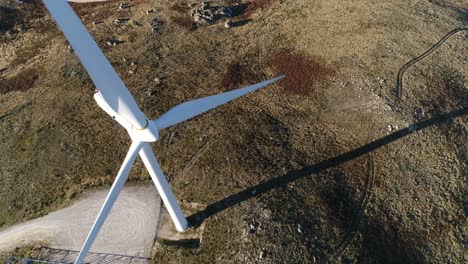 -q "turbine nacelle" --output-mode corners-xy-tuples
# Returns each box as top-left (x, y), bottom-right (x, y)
(94, 92), (159, 142)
